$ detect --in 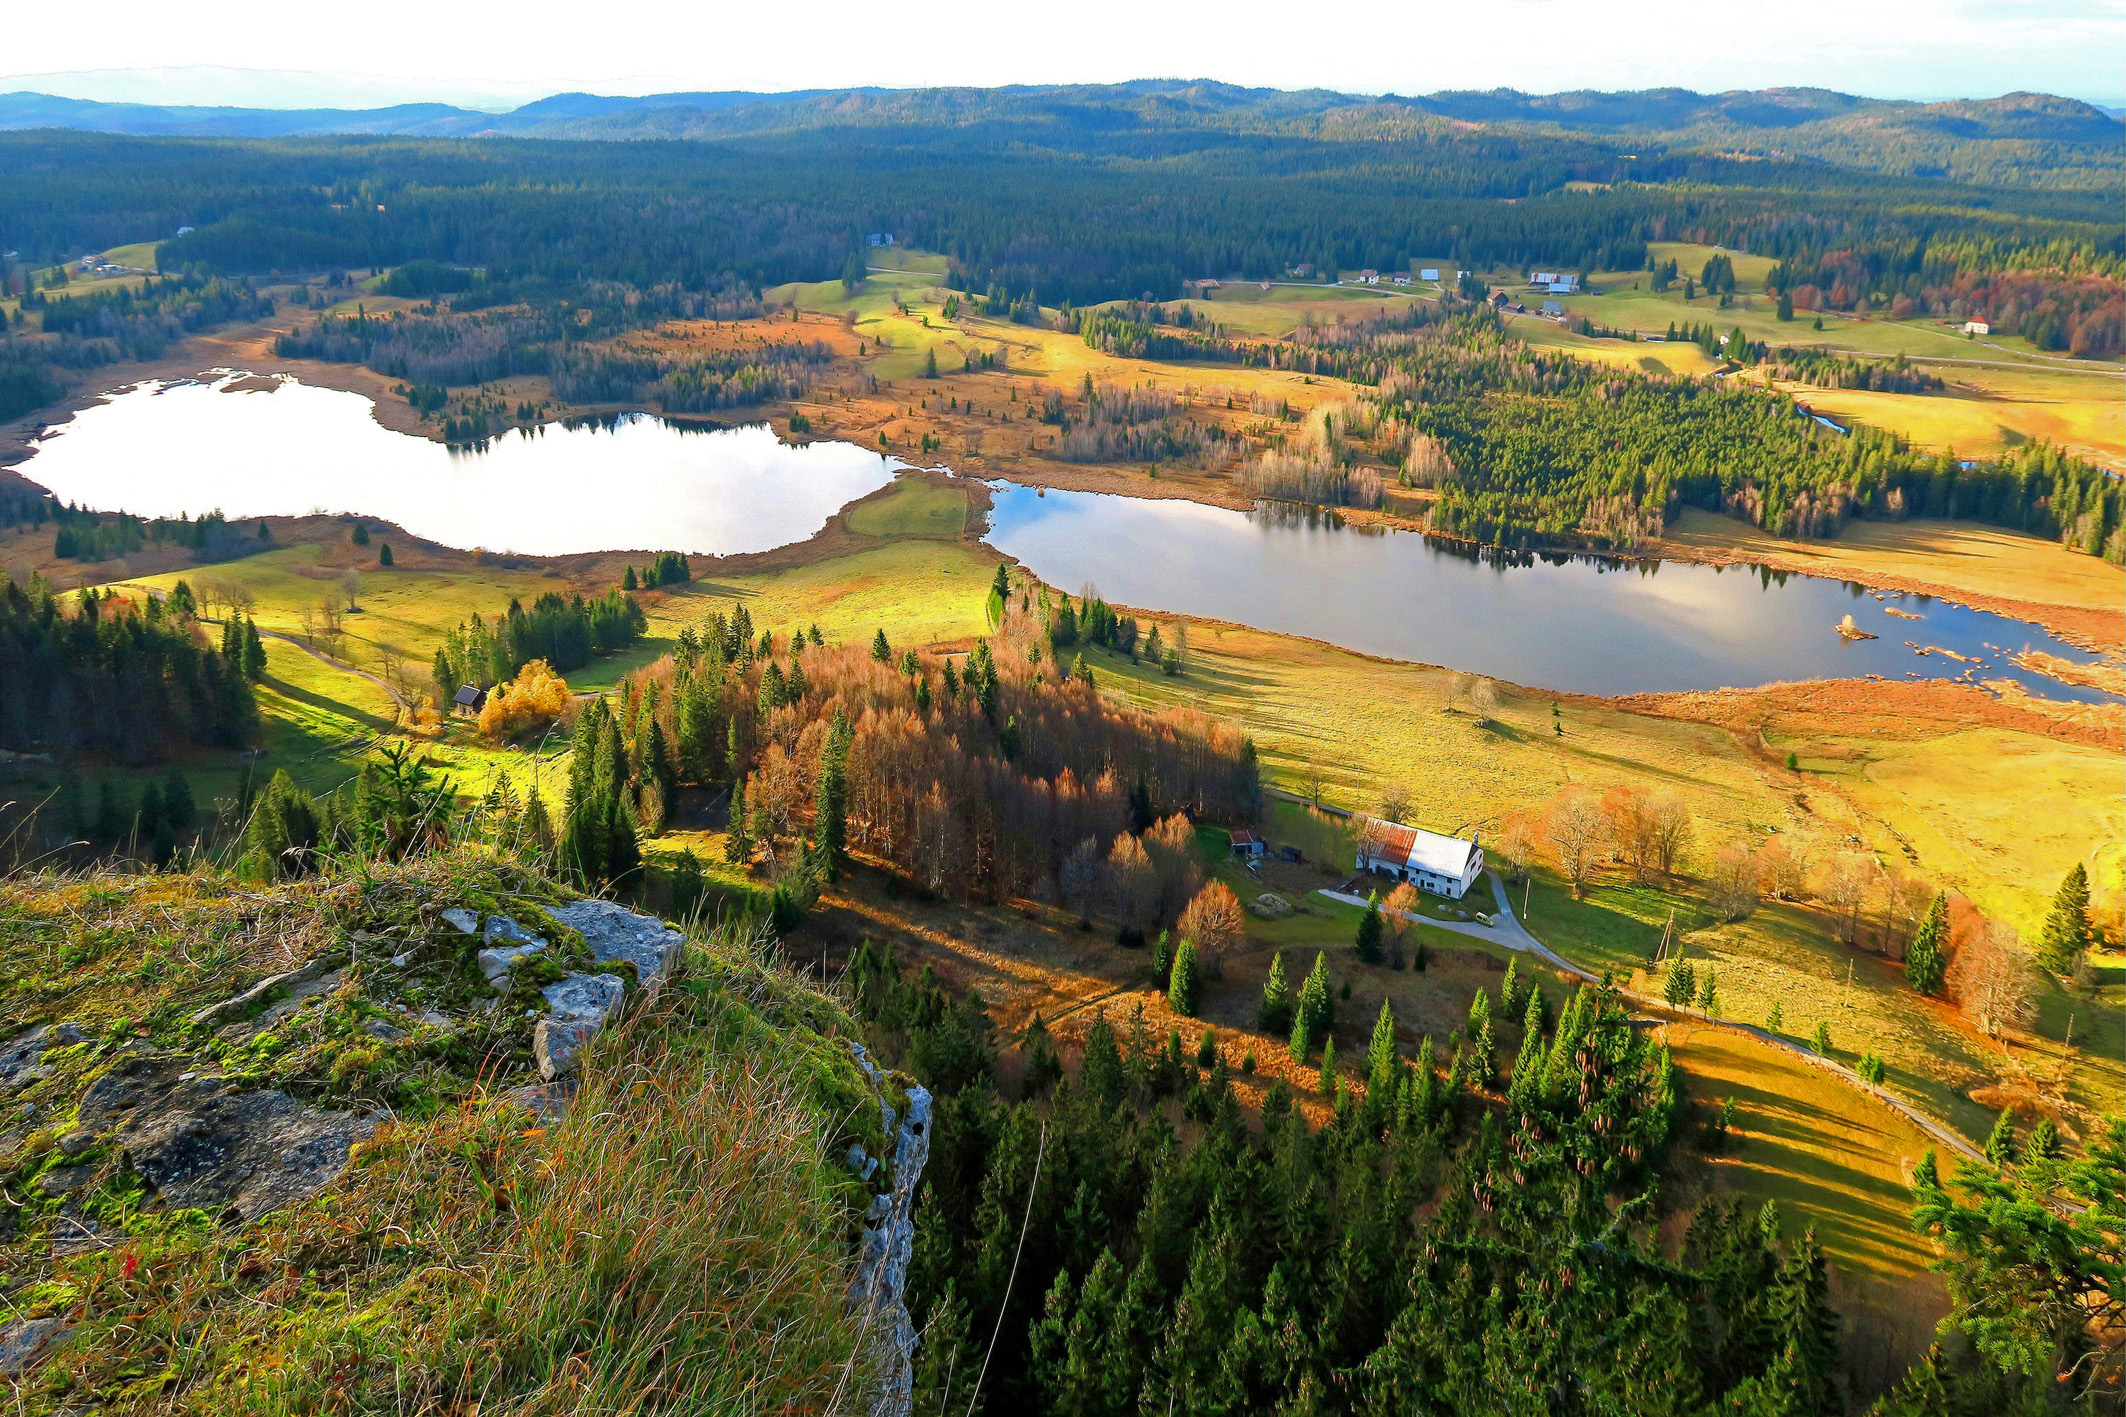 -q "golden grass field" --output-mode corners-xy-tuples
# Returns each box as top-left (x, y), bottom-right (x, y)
(1661, 508), (2126, 625)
